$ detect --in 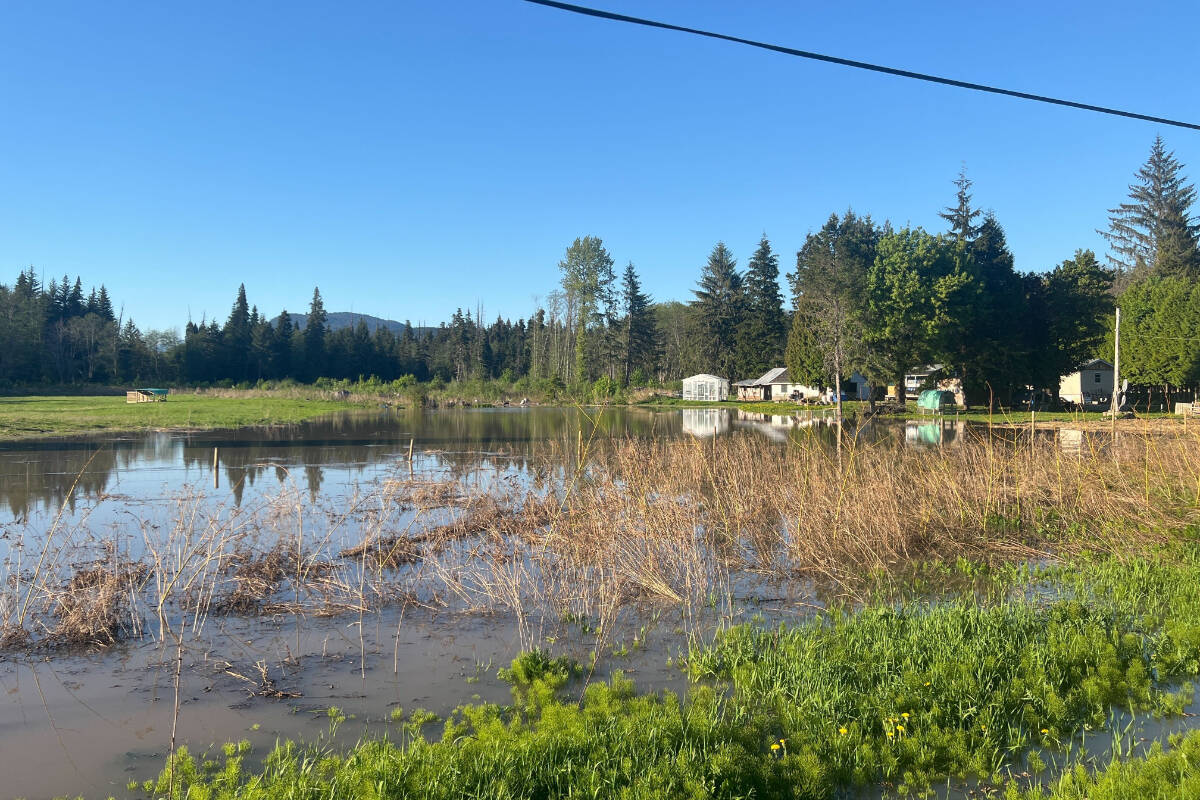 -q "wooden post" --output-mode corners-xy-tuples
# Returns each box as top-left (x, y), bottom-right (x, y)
(1111, 306), (1121, 442)
(407, 438), (414, 461)
(212, 447), (219, 488)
